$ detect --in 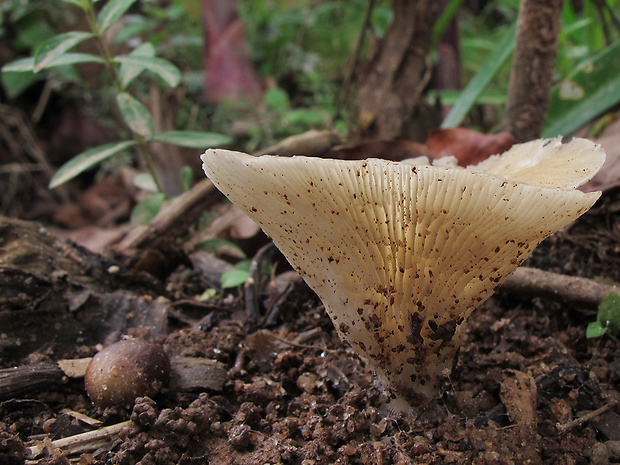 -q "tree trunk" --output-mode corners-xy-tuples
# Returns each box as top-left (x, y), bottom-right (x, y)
(502, 0), (564, 141)
(356, 0), (441, 141)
